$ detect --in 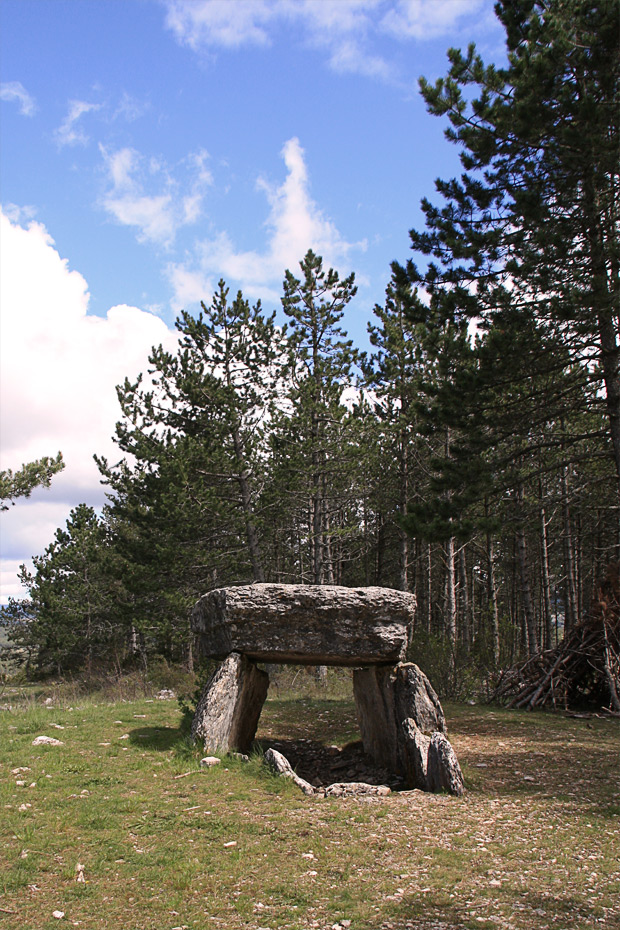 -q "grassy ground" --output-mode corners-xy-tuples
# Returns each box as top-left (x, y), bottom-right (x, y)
(1, 673), (619, 930)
